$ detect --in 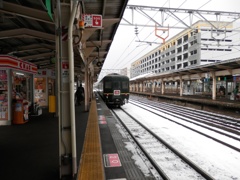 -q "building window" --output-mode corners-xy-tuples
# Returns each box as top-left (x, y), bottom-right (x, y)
(177, 38), (182, 45)
(183, 53), (188, 60)
(183, 62), (188, 68)
(177, 55), (182, 61)
(177, 47), (182, 53)
(183, 35), (188, 42)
